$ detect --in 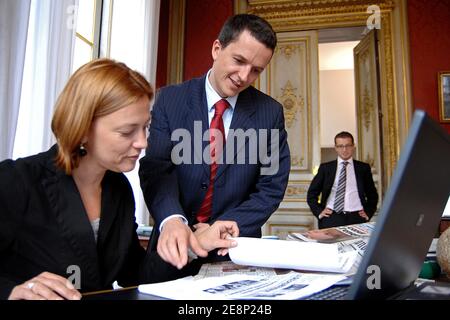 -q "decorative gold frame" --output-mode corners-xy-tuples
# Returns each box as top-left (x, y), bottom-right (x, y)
(438, 71), (450, 123)
(283, 180), (311, 202)
(167, 0), (186, 84)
